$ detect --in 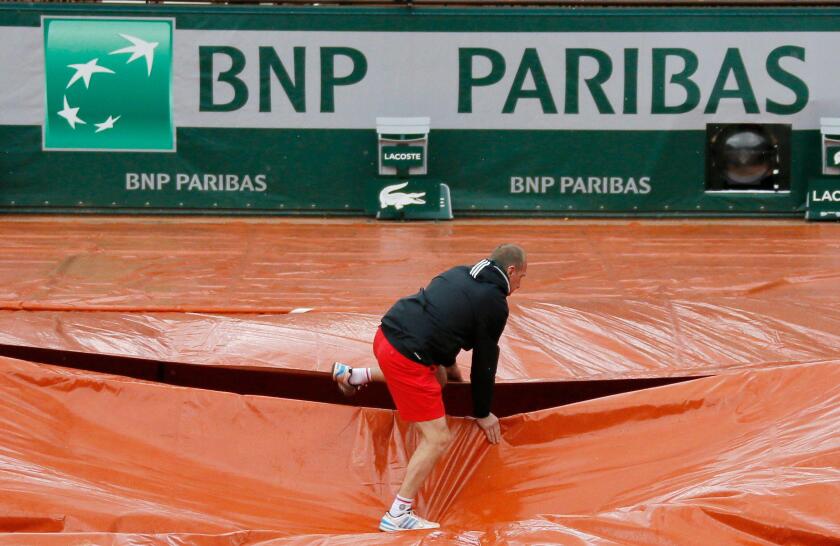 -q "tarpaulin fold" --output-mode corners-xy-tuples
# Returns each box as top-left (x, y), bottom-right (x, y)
(2, 299), (840, 380)
(1, 356), (837, 545)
